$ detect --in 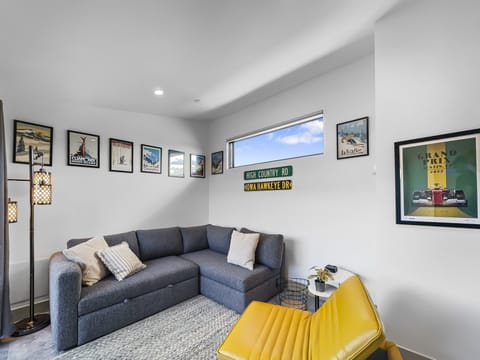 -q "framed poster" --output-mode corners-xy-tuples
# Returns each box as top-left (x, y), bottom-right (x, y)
(395, 128), (480, 228)
(168, 149), (185, 177)
(190, 154), (205, 178)
(141, 144), (162, 174)
(67, 130), (100, 168)
(211, 151), (223, 175)
(336, 117), (369, 159)
(109, 138), (133, 173)
(13, 120), (53, 166)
